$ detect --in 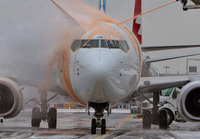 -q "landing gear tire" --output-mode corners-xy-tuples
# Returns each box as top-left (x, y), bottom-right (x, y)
(159, 109), (168, 130)
(31, 107), (41, 127)
(91, 118), (96, 134)
(101, 119), (106, 134)
(48, 108), (57, 128)
(142, 109), (152, 129)
(163, 109), (174, 126)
